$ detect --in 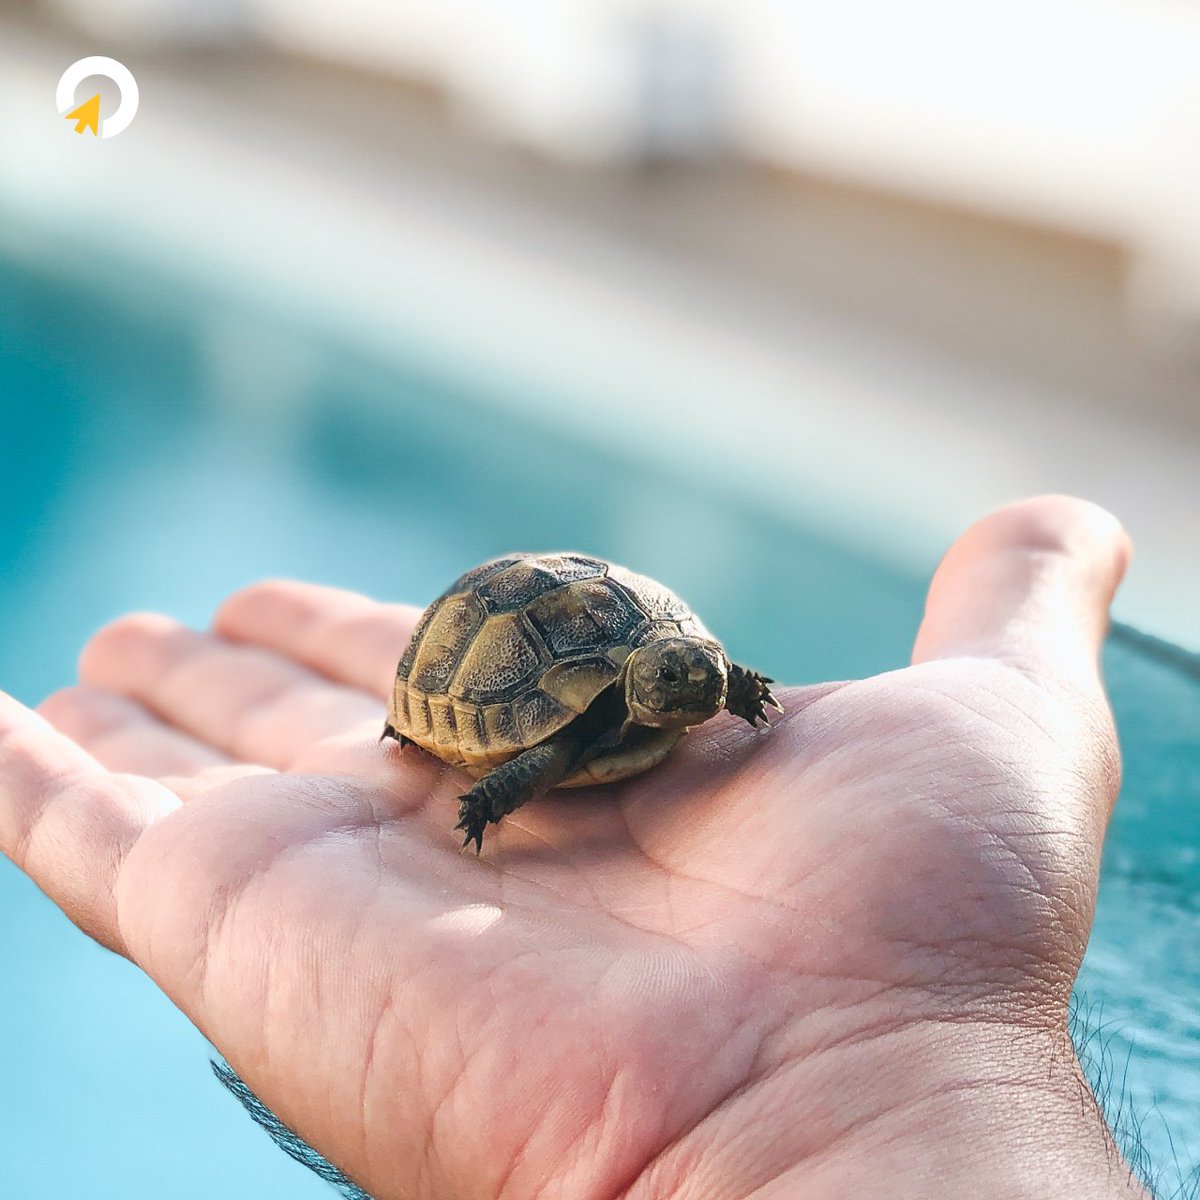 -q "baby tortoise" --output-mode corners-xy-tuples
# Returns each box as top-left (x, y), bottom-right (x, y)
(382, 553), (780, 852)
